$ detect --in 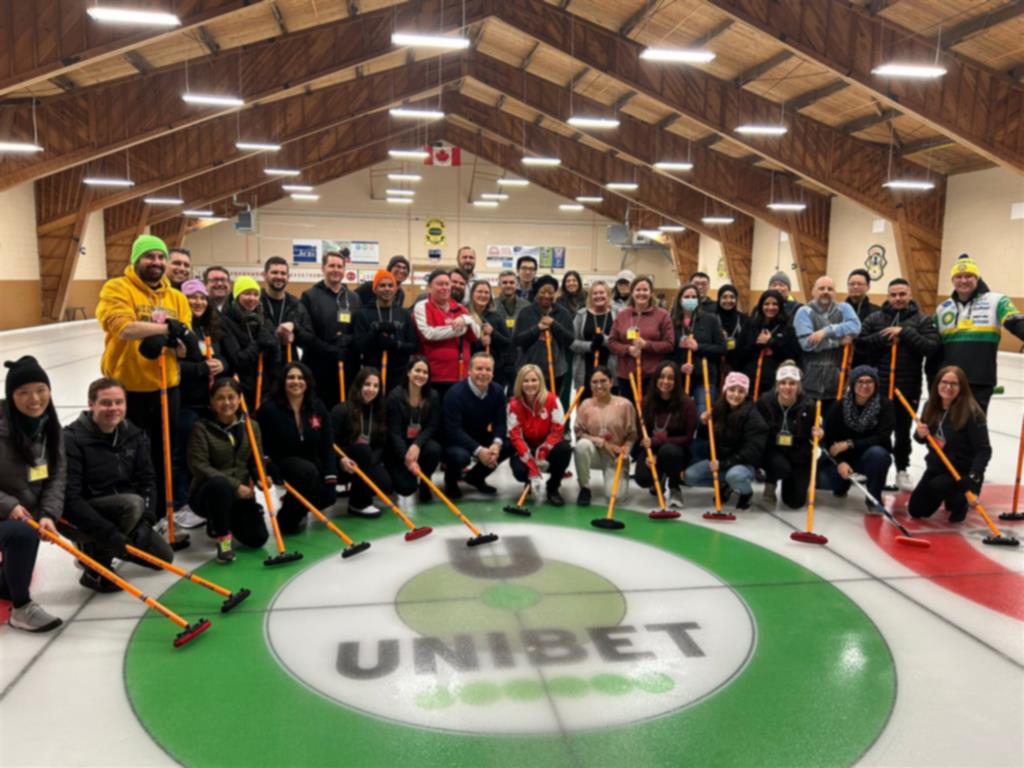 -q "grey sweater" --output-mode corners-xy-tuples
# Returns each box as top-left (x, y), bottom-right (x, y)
(0, 403), (66, 522)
